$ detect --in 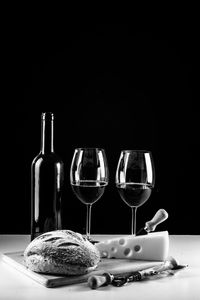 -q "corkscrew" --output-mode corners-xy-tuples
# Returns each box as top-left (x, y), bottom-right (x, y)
(87, 256), (188, 289)
(136, 208), (168, 235)
(91, 209), (169, 244)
